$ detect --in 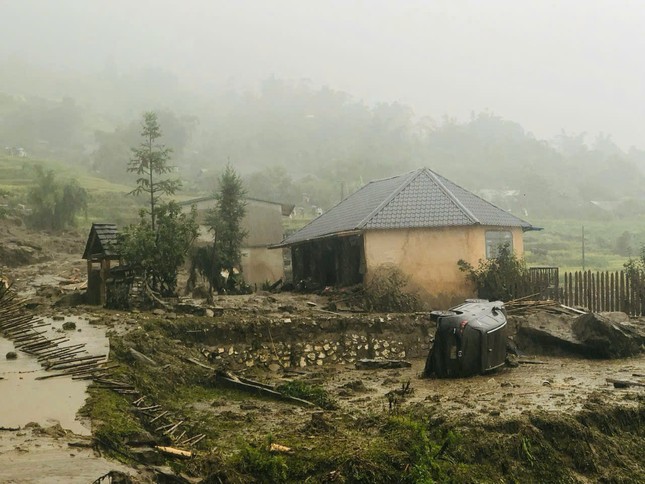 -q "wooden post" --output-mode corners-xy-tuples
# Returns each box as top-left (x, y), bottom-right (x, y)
(574, 272), (579, 307)
(627, 273), (638, 316)
(619, 271), (625, 313)
(99, 259), (109, 306)
(591, 272), (597, 312)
